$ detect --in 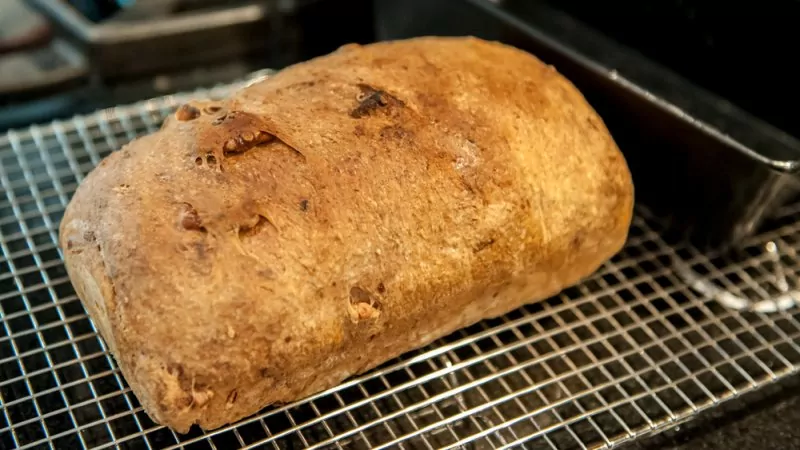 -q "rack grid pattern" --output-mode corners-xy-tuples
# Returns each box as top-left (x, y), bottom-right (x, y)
(2, 77), (800, 449)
